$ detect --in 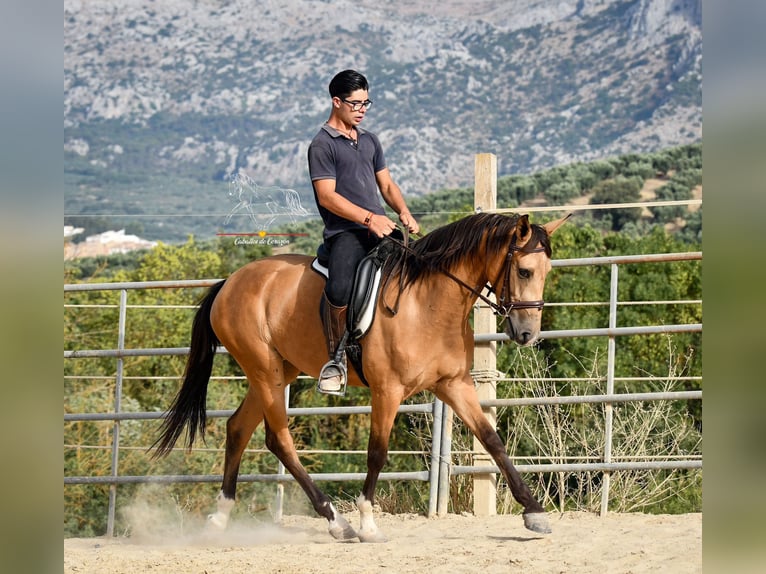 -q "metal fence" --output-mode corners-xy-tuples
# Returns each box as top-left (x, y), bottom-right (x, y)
(64, 251), (702, 535)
